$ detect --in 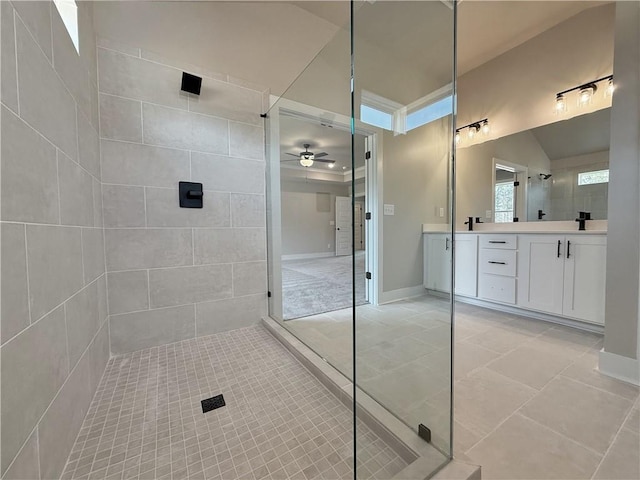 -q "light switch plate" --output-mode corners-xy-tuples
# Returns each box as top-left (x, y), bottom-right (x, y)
(439, 207), (445, 217)
(329, 220), (335, 226)
(486, 210), (492, 218)
(383, 204), (395, 215)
